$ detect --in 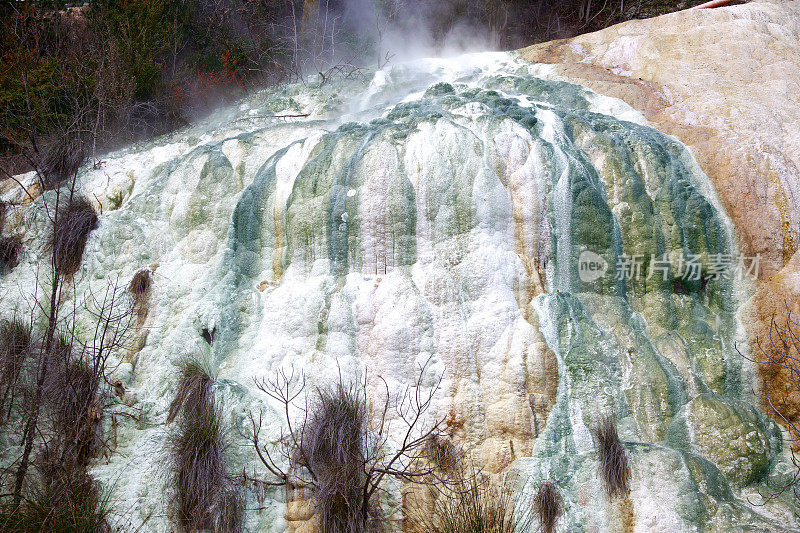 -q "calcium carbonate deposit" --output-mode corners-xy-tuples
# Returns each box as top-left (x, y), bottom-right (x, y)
(2, 51), (797, 531)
